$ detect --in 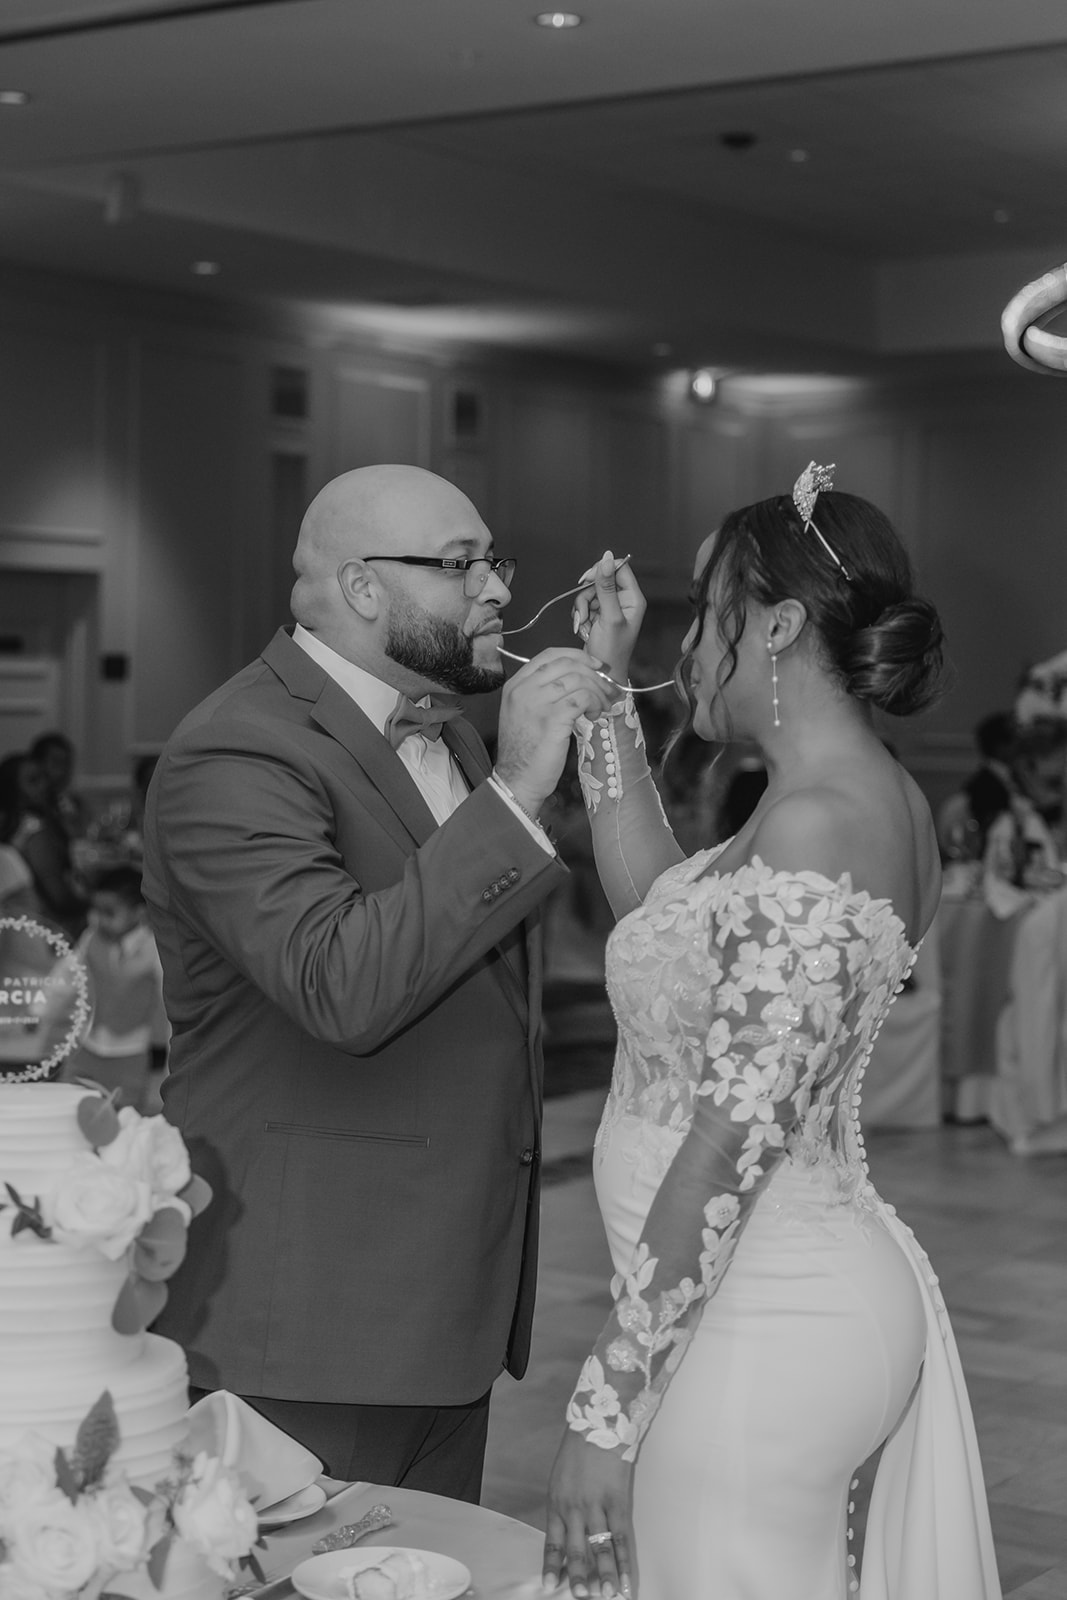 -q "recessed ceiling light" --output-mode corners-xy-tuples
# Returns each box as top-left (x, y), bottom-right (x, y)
(0, 89), (30, 107)
(993, 208), (1011, 224)
(652, 342), (673, 358)
(689, 369), (717, 404)
(534, 12), (582, 28)
(788, 147), (810, 164)
(192, 260), (220, 277)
